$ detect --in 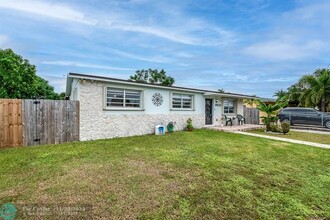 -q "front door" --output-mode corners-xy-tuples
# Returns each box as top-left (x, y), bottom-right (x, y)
(205, 99), (213, 125)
